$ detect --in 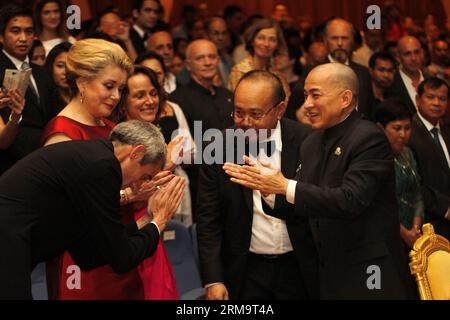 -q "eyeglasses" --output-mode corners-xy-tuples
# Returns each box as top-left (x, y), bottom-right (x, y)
(231, 101), (281, 121)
